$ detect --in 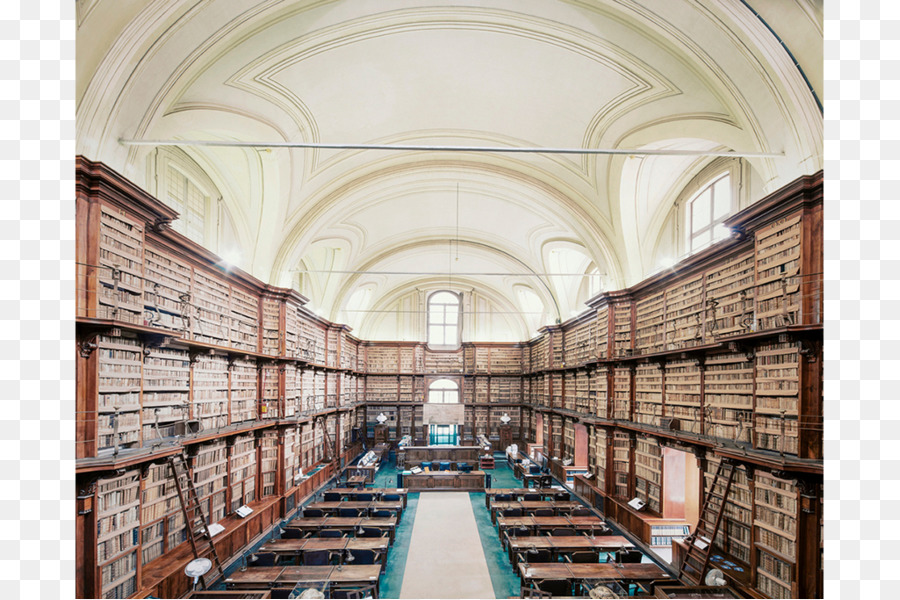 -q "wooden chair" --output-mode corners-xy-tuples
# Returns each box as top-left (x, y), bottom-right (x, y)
(302, 549), (336, 566)
(323, 492), (342, 502)
(520, 586), (552, 598)
(493, 493), (512, 502)
(318, 529), (346, 538)
(501, 507), (523, 517)
(517, 548), (554, 563)
(282, 528), (304, 539)
(251, 552), (277, 567)
(303, 508), (324, 517)
(569, 507), (591, 517)
(503, 527), (532, 549)
(382, 493), (400, 502)
(531, 508), (554, 517)
(331, 583), (378, 599)
(548, 528), (577, 537)
(614, 549), (644, 563)
(371, 509), (392, 518)
(347, 548), (383, 569)
(523, 493), (541, 501)
(339, 507), (364, 518)
(553, 492), (570, 502)
(356, 493), (374, 502)
(358, 527), (388, 538)
(563, 551), (597, 563)
(533, 579), (571, 597)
